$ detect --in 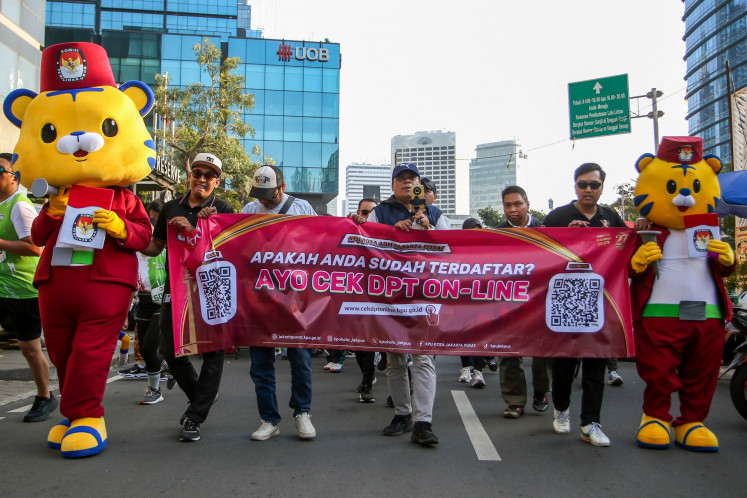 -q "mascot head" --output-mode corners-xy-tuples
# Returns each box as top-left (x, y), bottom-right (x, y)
(2, 42), (155, 189)
(633, 136), (722, 229)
